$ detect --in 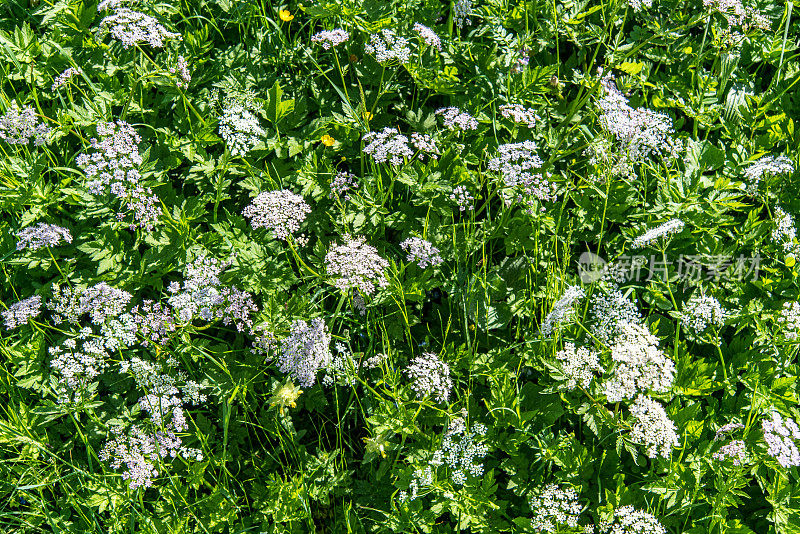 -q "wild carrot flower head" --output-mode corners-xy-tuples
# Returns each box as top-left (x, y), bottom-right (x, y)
(242, 189), (311, 241)
(311, 29), (349, 49)
(16, 223), (72, 251)
(325, 236), (389, 295)
(0, 103), (51, 146)
(99, 8), (181, 48)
